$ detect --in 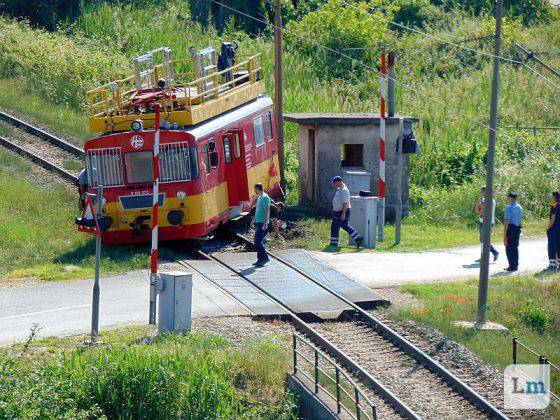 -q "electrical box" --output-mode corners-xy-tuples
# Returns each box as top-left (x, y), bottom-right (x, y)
(349, 196), (378, 248)
(342, 169), (372, 196)
(158, 271), (193, 333)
